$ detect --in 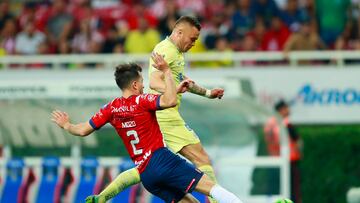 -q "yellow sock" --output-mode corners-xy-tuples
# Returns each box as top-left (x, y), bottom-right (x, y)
(198, 165), (218, 203)
(198, 165), (217, 183)
(98, 167), (140, 202)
